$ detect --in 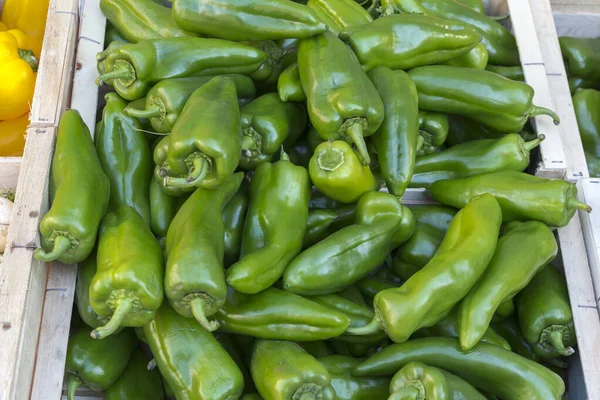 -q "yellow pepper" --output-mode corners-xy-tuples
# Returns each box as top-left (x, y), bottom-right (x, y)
(0, 113), (28, 157)
(1, 0), (49, 38)
(0, 32), (37, 120)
